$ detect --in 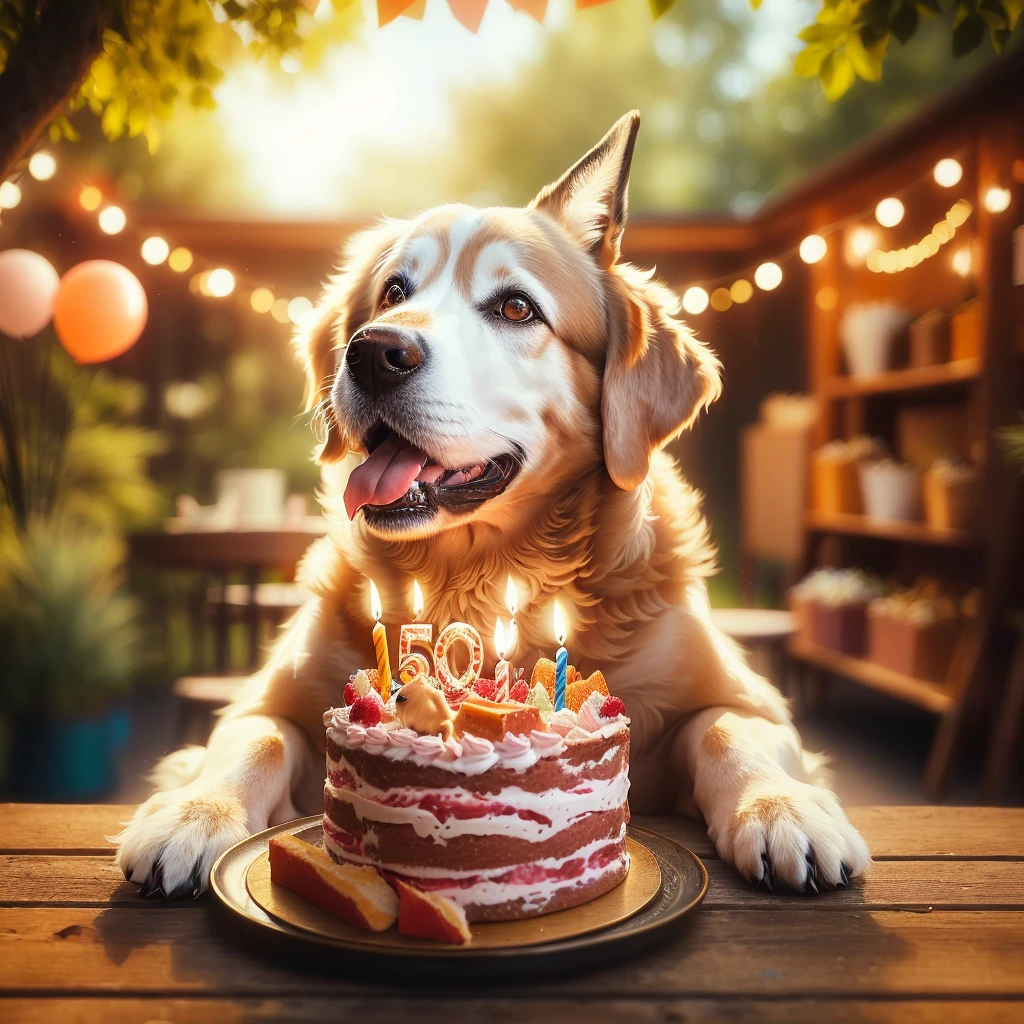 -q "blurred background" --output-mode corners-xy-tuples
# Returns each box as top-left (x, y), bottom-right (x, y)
(0, 0), (1022, 807)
